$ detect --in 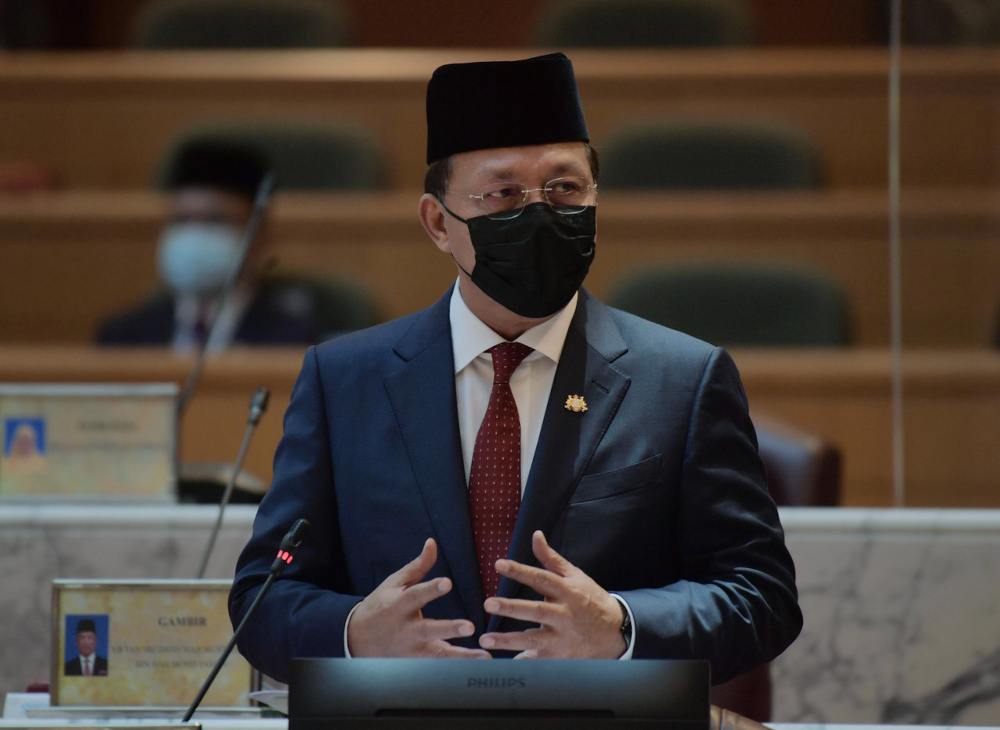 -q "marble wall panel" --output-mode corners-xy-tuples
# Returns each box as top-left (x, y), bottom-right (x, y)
(2, 505), (999, 726)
